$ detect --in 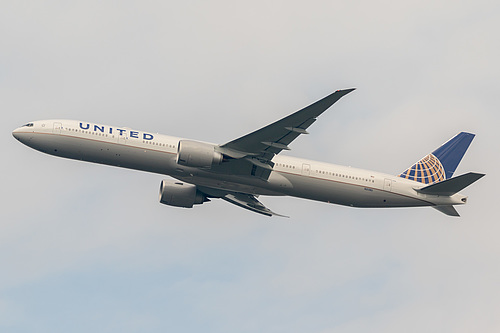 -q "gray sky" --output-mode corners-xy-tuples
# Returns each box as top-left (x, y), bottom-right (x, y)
(2, 1), (499, 332)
